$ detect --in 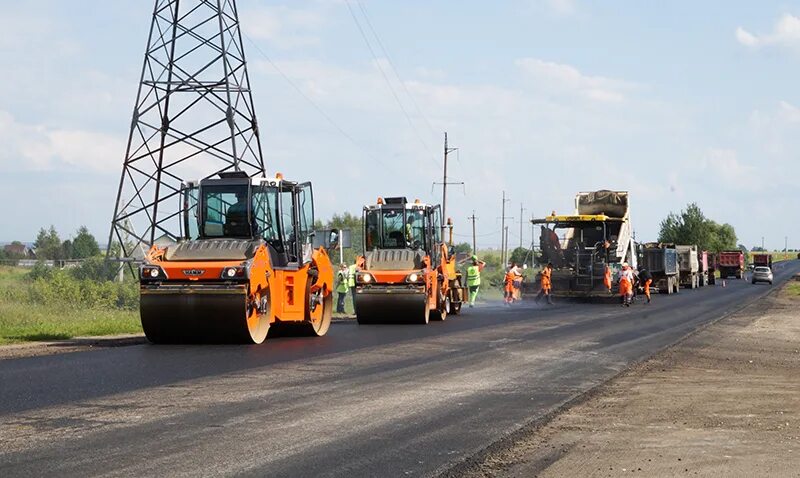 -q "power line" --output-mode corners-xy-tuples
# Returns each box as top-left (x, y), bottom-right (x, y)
(243, 35), (394, 171)
(344, 0), (440, 167)
(355, 1), (438, 137)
